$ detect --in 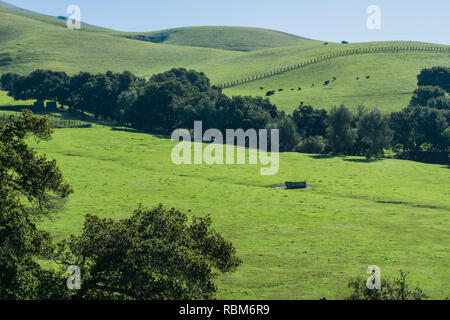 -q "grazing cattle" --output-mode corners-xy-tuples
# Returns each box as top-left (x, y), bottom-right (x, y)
(291, 88), (294, 90)
(260, 87), (264, 90)
(298, 87), (302, 91)
(332, 77), (337, 81)
(278, 89), (283, 92)
(356, 77), (359, 80)
(300, 101), (304, 105)
(266, 90), (275, 97)
(324, 80), (330, 86)
(366, 76), (370, 79)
